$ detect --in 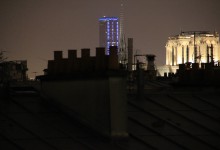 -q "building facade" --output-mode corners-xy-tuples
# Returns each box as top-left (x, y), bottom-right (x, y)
(0, 60), (28, 82)
(99, 17), (119, 55)
(166, 31), (220, 66)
